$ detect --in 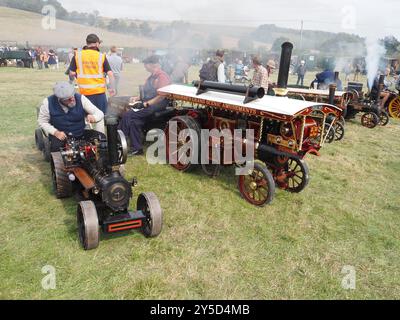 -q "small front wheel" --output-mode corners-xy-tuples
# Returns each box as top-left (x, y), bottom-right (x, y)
(77, 201), (100, 250)
(379, 111), (389, 126)
(237, 162), (275, 207)
(137, 192), (163, 238)
(361, 112), (379, 128)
